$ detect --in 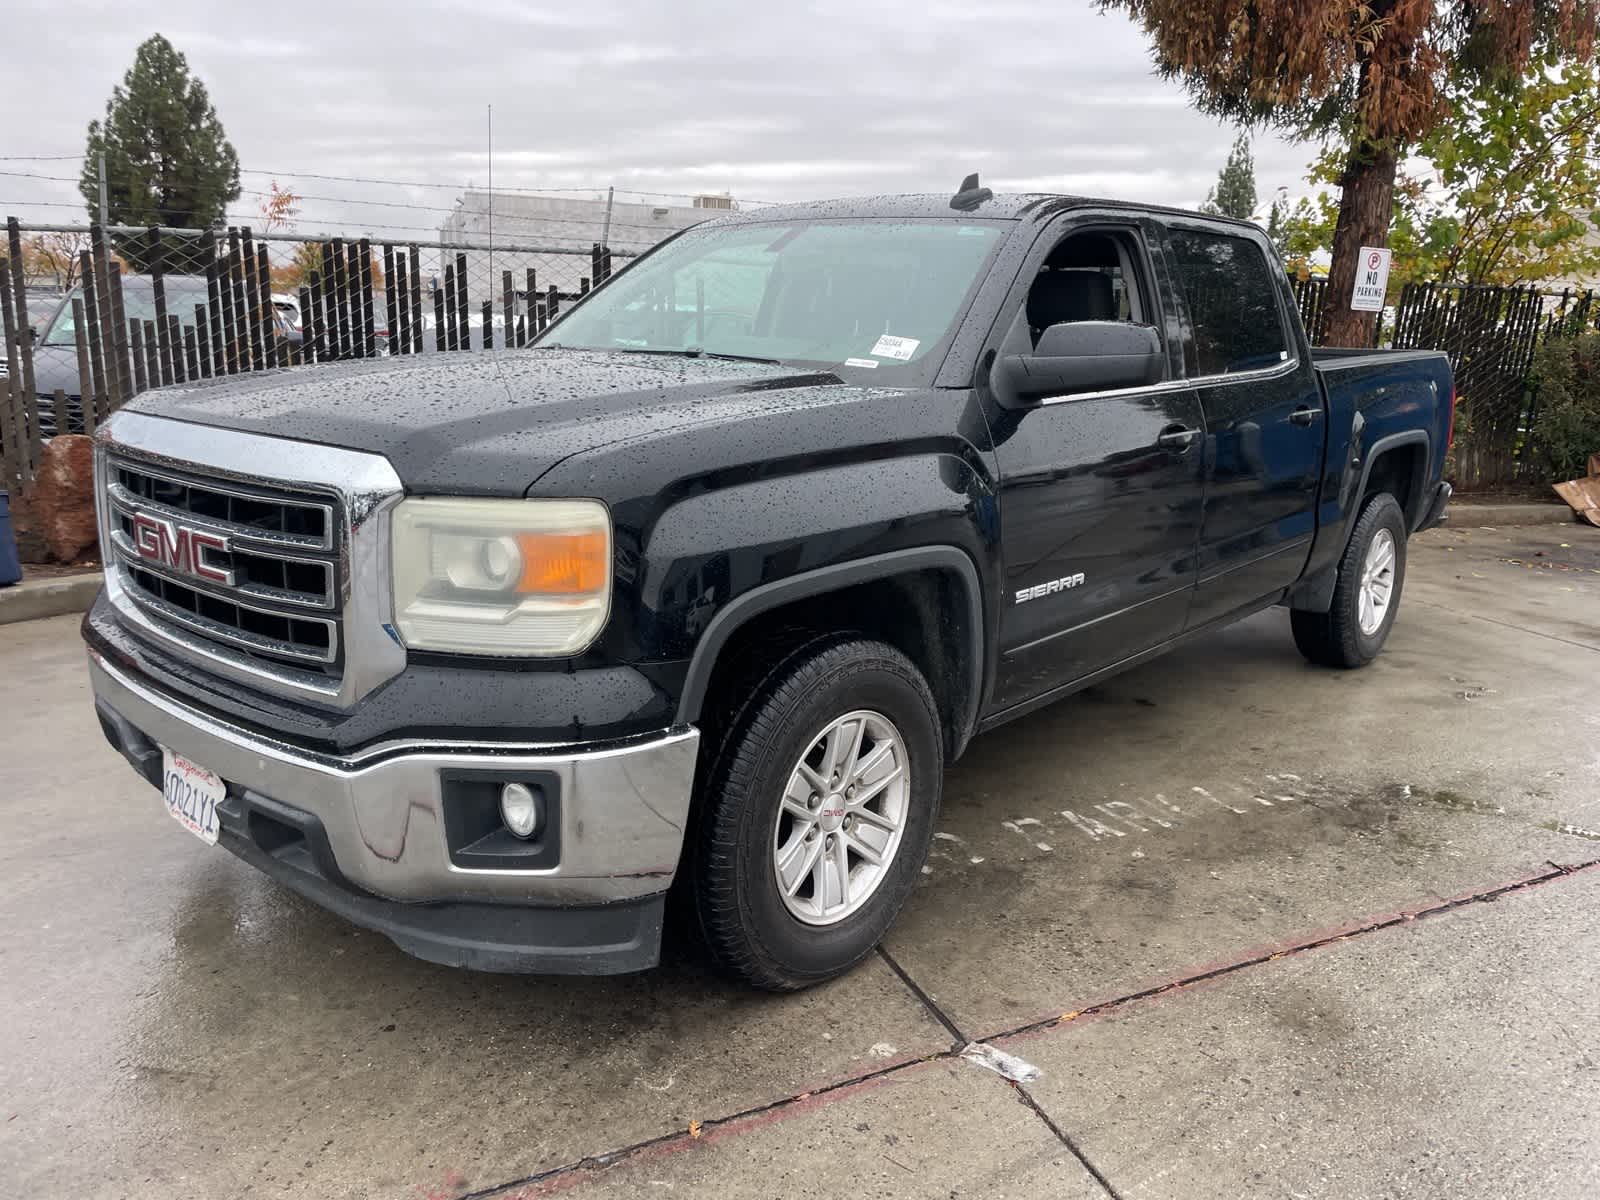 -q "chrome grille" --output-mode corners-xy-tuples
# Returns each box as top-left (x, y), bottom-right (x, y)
(104, 455), (343, 671)
(96, 412), (407, 710)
